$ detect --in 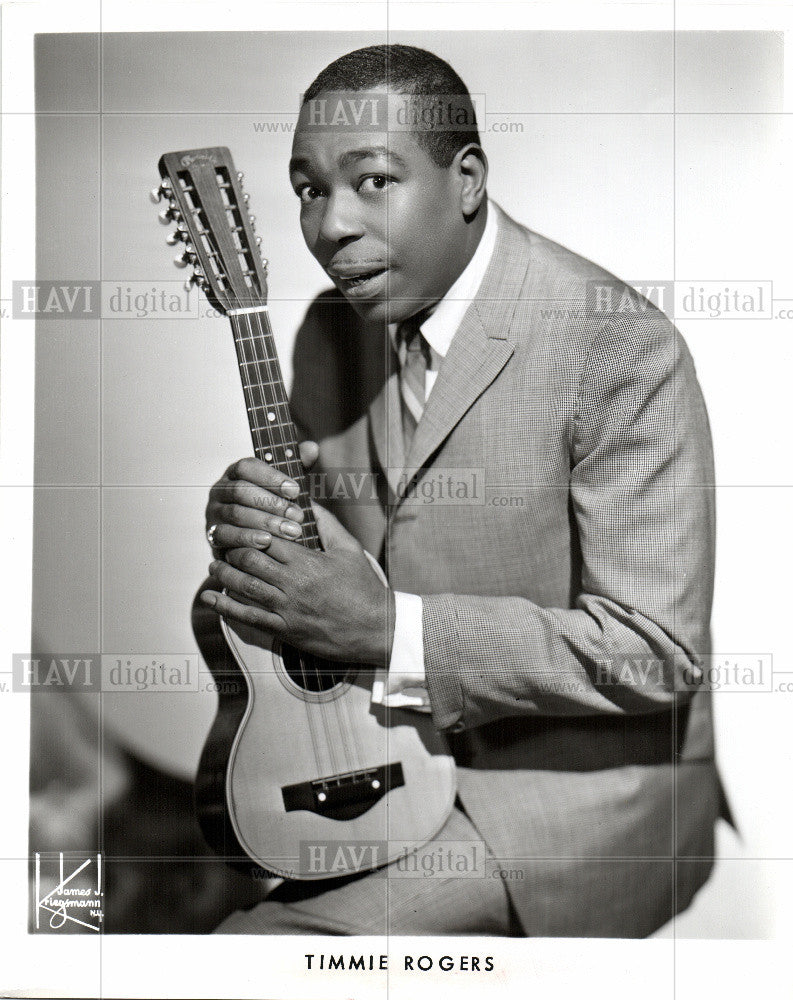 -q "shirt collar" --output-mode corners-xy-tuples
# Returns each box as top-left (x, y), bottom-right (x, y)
(389, 200), (498, 359)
